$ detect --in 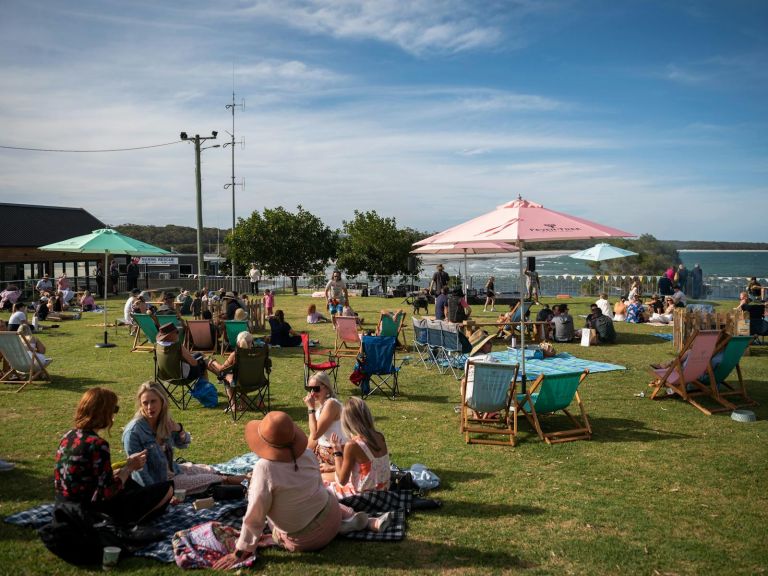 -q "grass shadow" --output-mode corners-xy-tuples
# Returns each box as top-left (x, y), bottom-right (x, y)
(513, 415), (694, 444)
(614, 331), (674, 345)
